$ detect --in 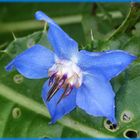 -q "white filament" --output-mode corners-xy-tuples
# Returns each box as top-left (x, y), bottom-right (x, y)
(48, 59), (83, 88)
